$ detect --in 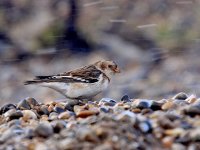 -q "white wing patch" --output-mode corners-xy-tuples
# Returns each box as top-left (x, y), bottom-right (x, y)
(52, 76), (90, 83)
